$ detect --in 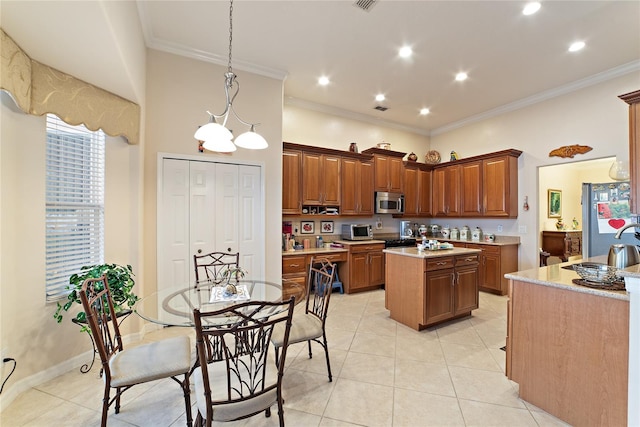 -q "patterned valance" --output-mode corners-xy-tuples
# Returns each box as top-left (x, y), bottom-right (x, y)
(0, 28), (140, 144)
